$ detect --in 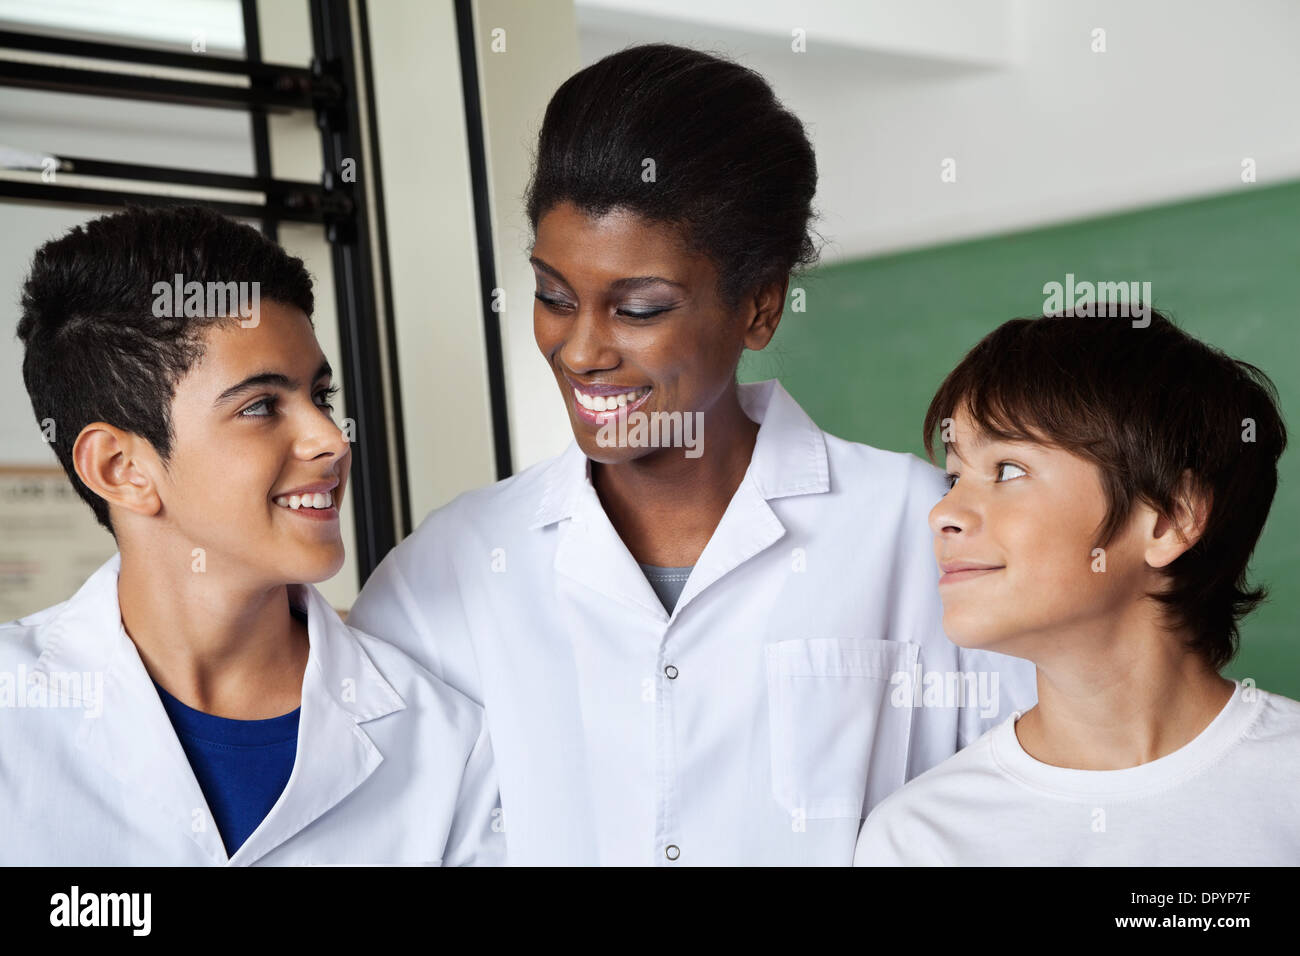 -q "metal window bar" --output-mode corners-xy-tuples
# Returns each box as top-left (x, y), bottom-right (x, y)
(0, 1), (399, 580)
